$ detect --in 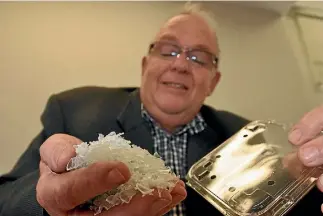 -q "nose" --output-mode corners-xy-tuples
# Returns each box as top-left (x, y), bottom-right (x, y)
(170, 53), (190, 73)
